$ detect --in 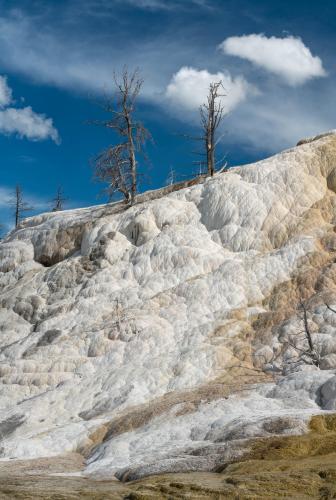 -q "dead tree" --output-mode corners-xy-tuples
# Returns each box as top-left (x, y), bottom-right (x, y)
(94, 144), (132, 203)
(51, 186), (67, 211)
(200, 81), (225, 176)
(166, 166), (176, 186)
(300, 301), (315, 354)
(200, 81), (225, 177)
(284, 300), (321, 368)
(184, 81), (226, 178)
(11, 185), (33, 227)
(92, 68), (151, 205)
